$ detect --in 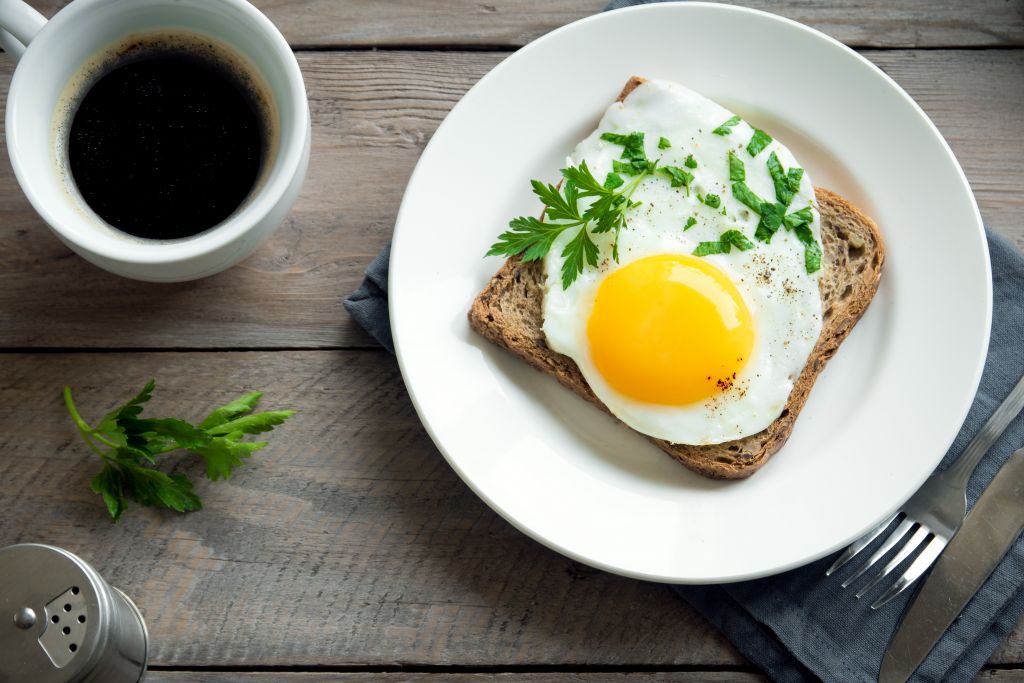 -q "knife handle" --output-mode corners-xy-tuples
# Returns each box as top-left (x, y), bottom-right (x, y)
(946, 374), (1024, 488)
